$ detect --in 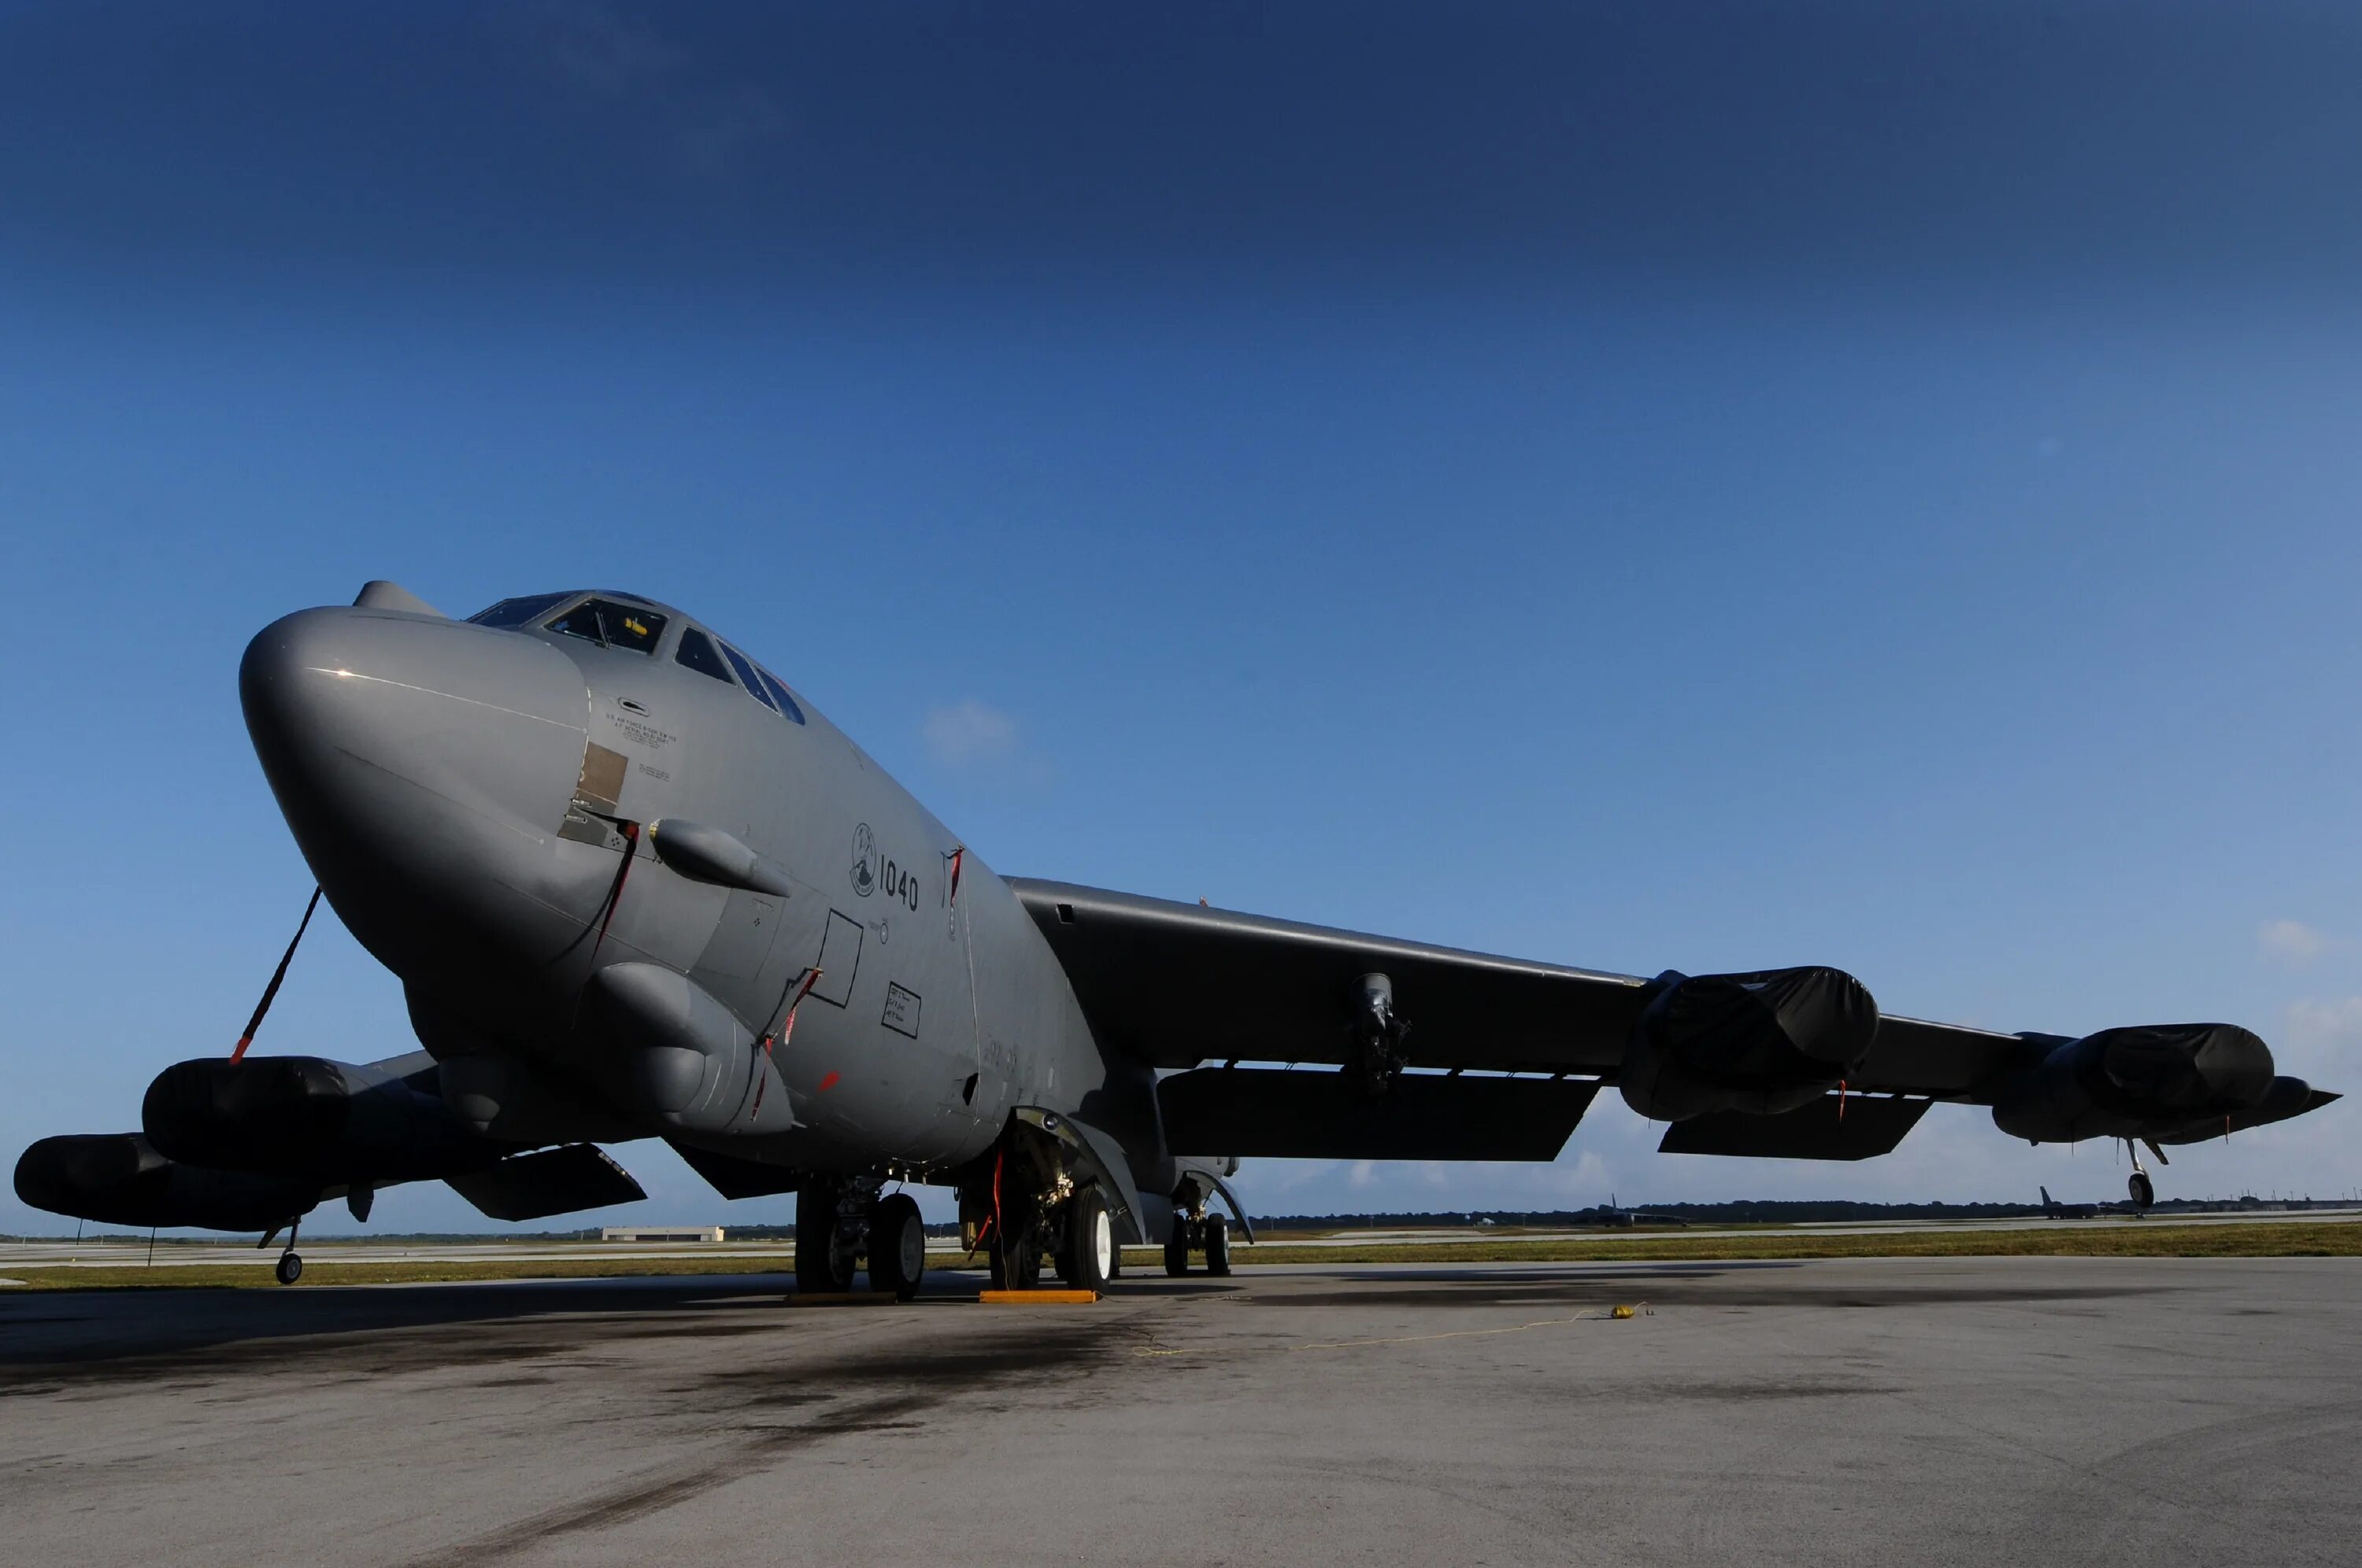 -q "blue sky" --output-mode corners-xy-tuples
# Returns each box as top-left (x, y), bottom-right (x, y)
(6, 3), (2362, 1233)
